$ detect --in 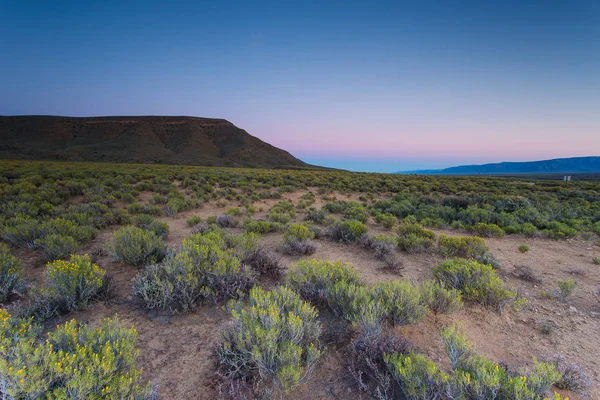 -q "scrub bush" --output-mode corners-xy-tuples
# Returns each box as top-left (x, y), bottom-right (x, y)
(375, 213), (397, 230)
(556, 279), (576, 302)
(381, 325), (561, 400)
(217, 286), (321, 392)
(104, 226), (167, 266)
(282, 223), (318, 255)
(397, 222), (436, 253)
(46, 254), (106, 311)
(305, 208), (327, 224)
(348, 332), (413, 397)
(243, 247), (283, 277)
(470, 222), (505, 238)
(0, 244), (24, 304)
(361, 234), (397, 259)
(550, 354), (592, 393)
(217, 214), (237, 228)
(373, 280), (429, 326)
(133, 230), (256, 312)
(385, 351), (449, 399)
(434, 258), (516, 313)
(0, 217), (40, 246)
(419, 281), (463, 315)
(0, 310), (151, 399)
(187, 215), (203, 227)
(244, 219), (282, 234)
(286, 259), (361, 307)
(329, 219), (368, 243)
(132, 214), (169, 239)
(438, 235), (488, 258)
(34, 233), (80, 261)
